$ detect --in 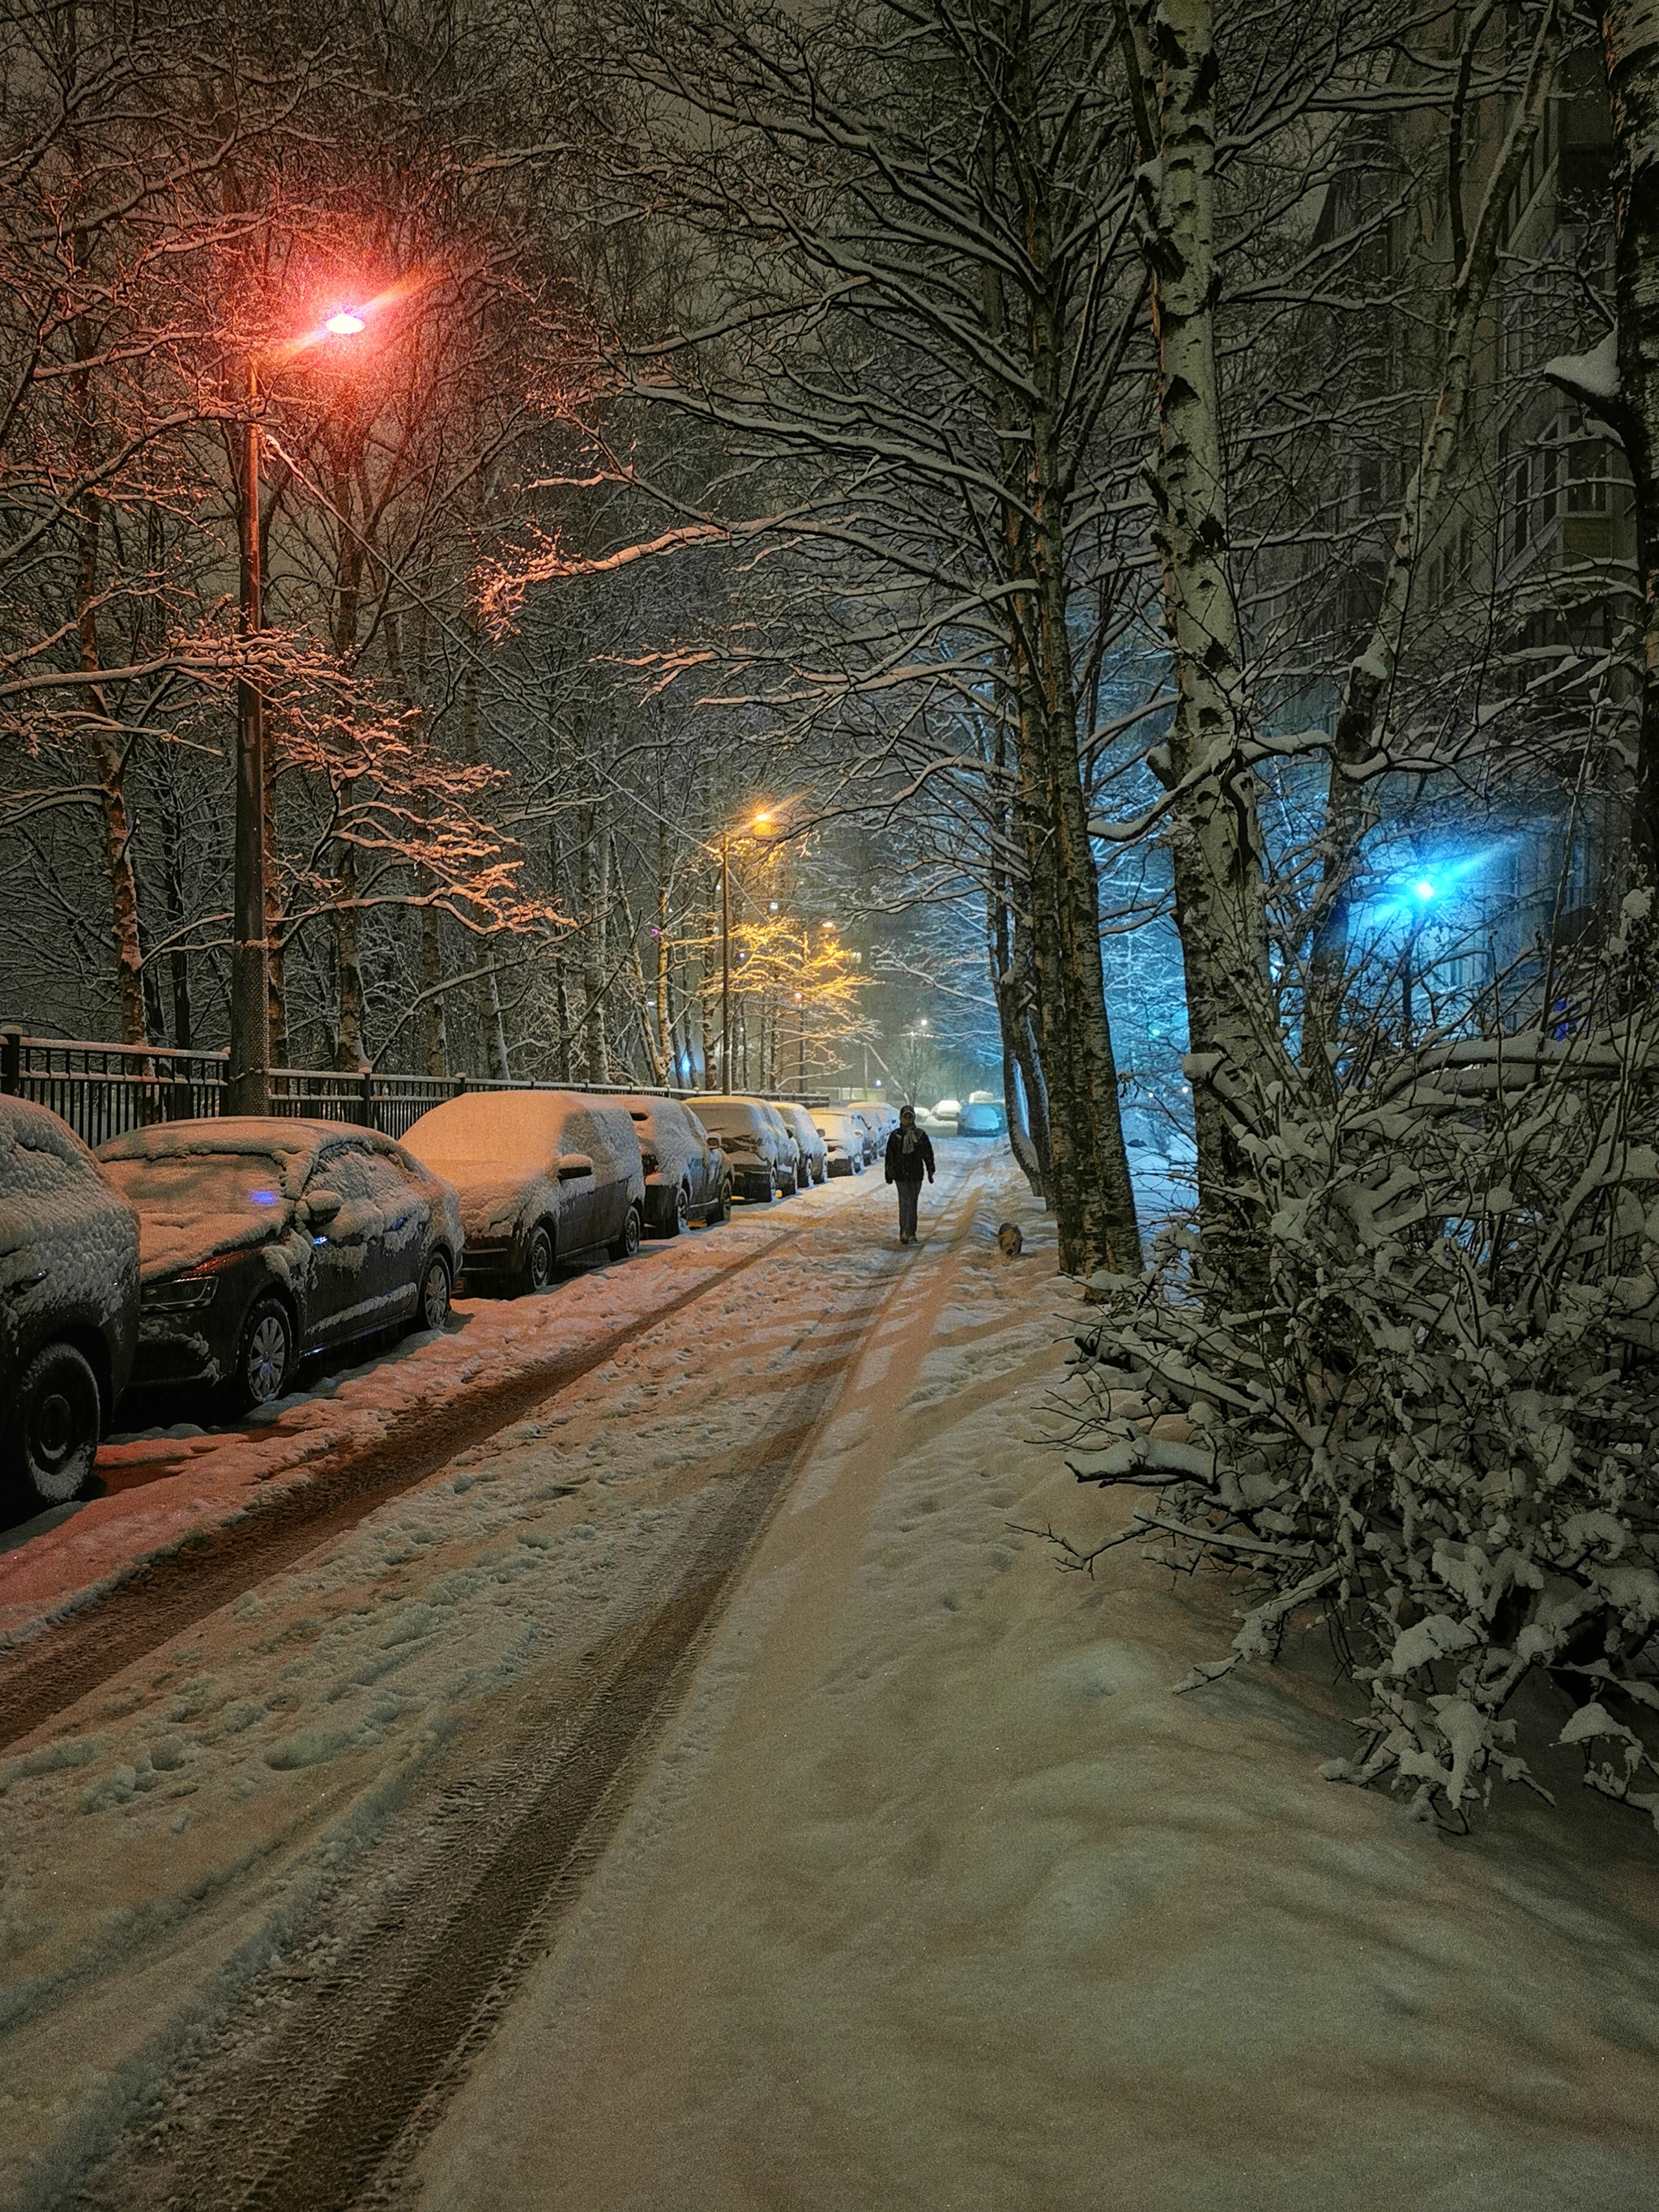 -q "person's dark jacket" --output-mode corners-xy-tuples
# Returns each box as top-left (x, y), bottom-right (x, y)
(885, 1124), (935, 1184)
